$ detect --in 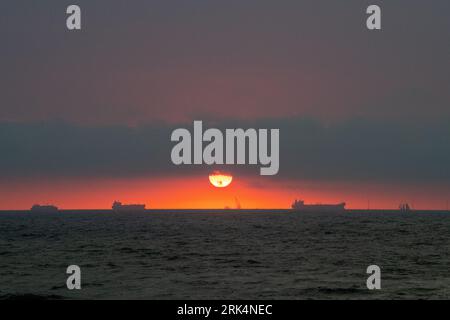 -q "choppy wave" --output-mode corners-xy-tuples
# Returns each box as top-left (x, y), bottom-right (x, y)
(0, 211), (449, 299)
